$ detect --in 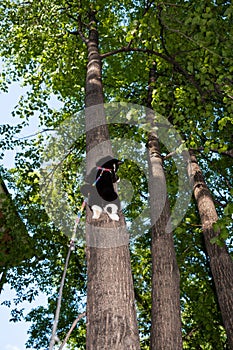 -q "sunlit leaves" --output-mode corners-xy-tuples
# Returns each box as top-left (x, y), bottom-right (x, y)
(0, 0), (232, 349)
